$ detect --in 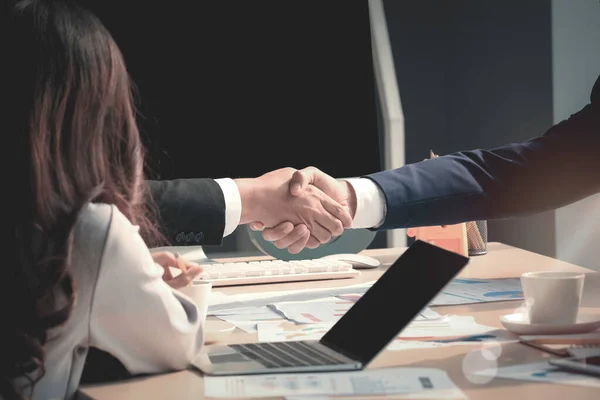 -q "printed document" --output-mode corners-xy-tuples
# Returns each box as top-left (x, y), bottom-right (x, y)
(204, 367), (465, 398)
